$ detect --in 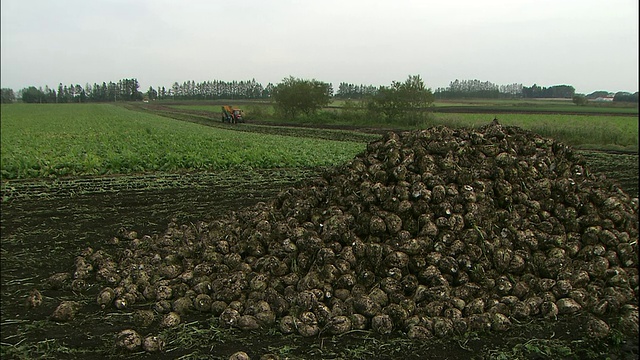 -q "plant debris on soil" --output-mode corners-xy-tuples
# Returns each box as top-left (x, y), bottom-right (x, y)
(18, 121), (636, 358)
